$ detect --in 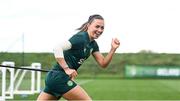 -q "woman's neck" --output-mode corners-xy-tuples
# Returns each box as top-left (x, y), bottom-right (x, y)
(87, 31), (93, 41)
